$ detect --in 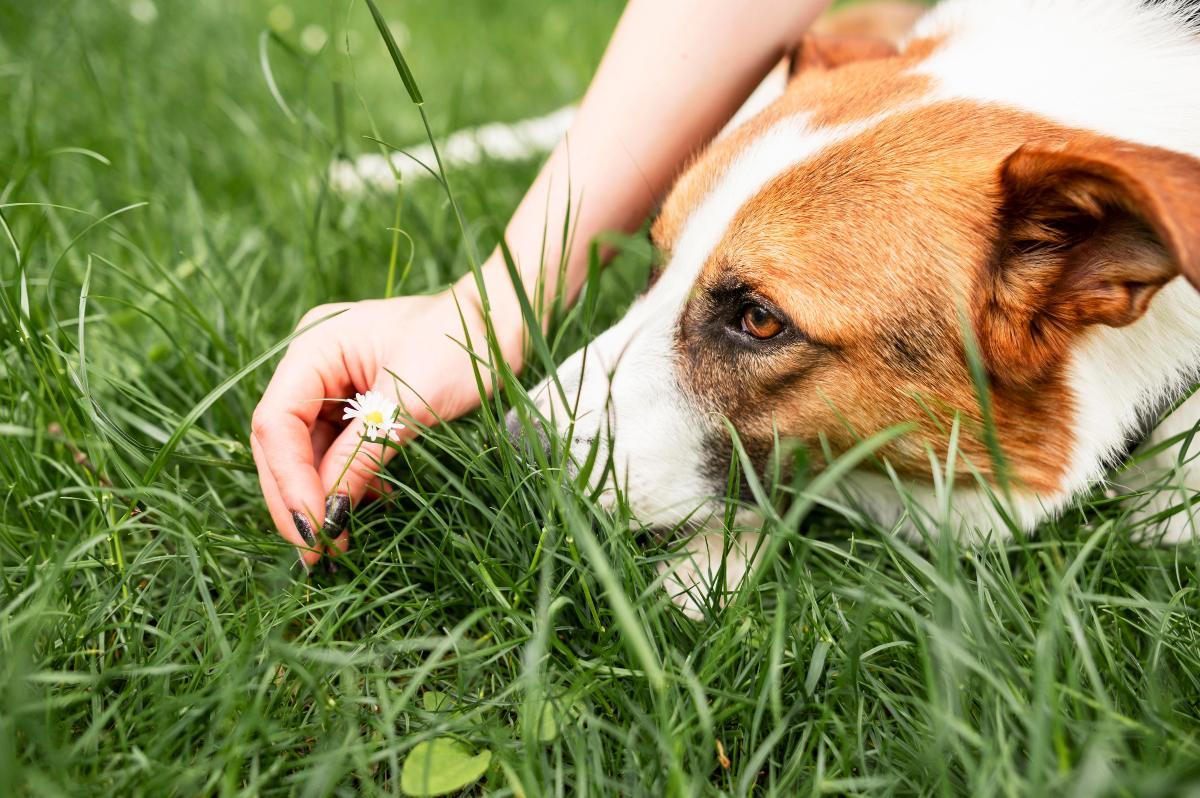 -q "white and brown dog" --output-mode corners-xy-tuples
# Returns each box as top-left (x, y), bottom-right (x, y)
(514, 0), (1200, 613)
